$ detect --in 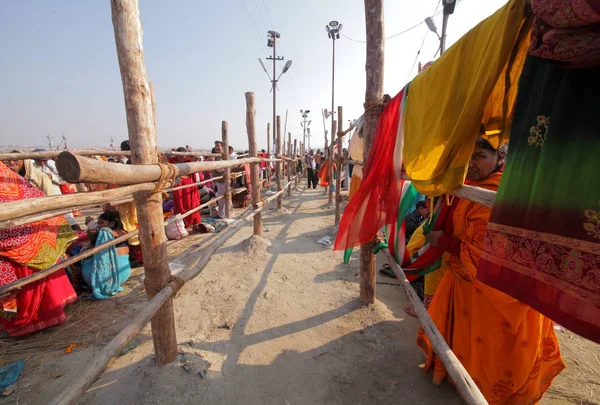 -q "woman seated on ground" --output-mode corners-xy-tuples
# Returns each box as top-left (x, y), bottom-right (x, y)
(81, 211), (131, 300)
(418, 138), (564, 403)
(0, 162), (78, 337)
